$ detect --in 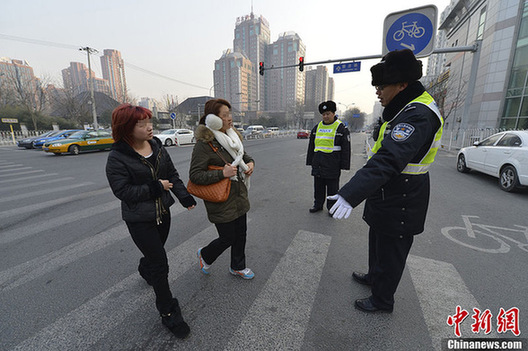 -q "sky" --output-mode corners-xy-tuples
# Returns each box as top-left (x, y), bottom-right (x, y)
(1, 0), (452, 115)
